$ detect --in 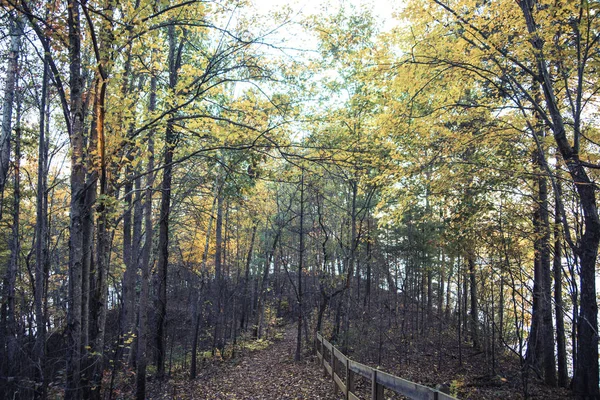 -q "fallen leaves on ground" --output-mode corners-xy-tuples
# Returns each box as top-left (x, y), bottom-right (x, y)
(148, 327), (341, 400)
